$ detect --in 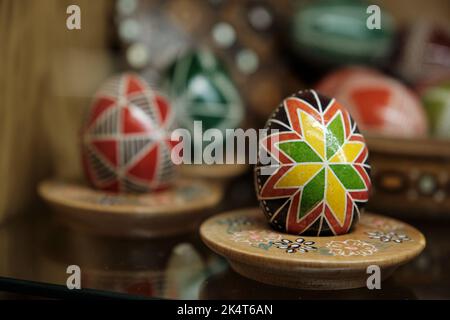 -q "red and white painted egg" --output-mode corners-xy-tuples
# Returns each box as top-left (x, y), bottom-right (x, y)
(81, 73), (175, 193)
(316, 67), (428, 138)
